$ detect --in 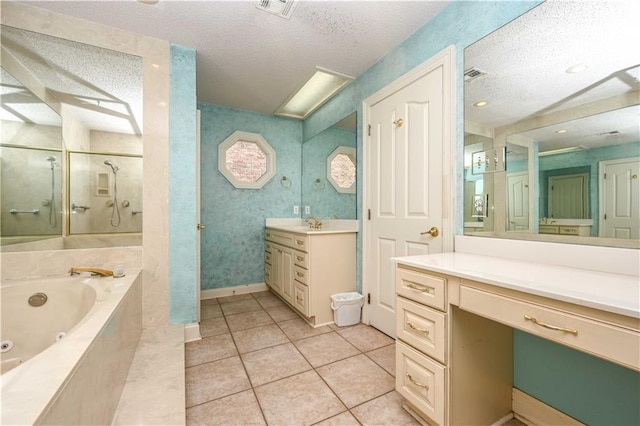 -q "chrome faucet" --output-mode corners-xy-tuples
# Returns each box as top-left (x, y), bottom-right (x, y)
(305, 216), (323, 230)
(69, 267), (113, 277)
